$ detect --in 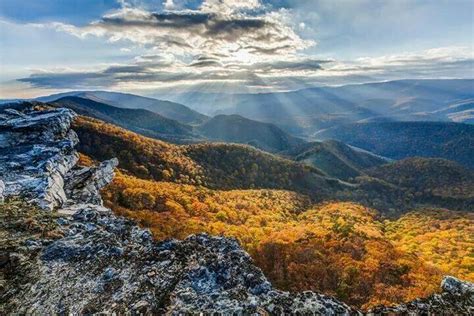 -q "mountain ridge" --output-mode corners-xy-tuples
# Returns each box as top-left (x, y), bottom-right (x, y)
(197, 114), (305, 152)
(317, 121), (474, 169)
(50, 96), (199, 143)
(36, 90), (208, 125)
